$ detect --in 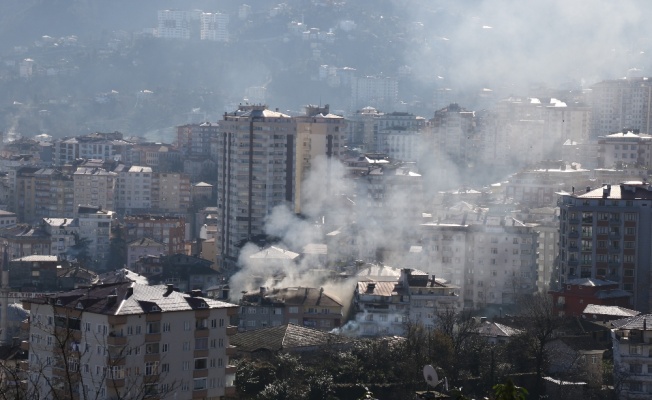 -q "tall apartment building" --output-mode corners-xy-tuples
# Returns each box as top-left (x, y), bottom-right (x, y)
(14, 167), (74, 223)
(558, 182), (652, 312)
(200, 12), (229, 42)
(611, 314), (652, 398)
(350, 76), (399, 113)
(23, 282), (238, 399)
(216, 105), (295, 267)
(294, 105), (346, 213)
(429, 104), (478, 166)
(156, 10), (201, 40)
(73, 167), (117, 214)
(591, 77), (652, 137)
(177, 122), (220, 158)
